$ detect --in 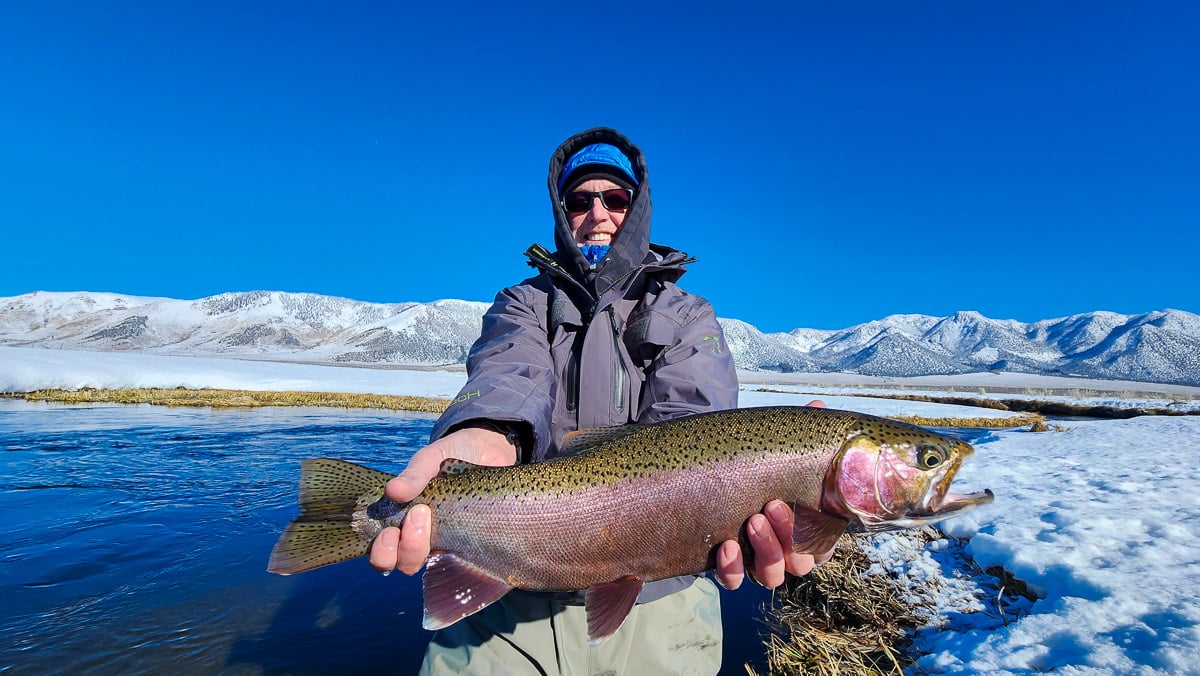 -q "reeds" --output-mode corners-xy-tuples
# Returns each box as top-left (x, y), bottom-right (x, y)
(750, 532), (922, 676)
(4, 387), (449, 413)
